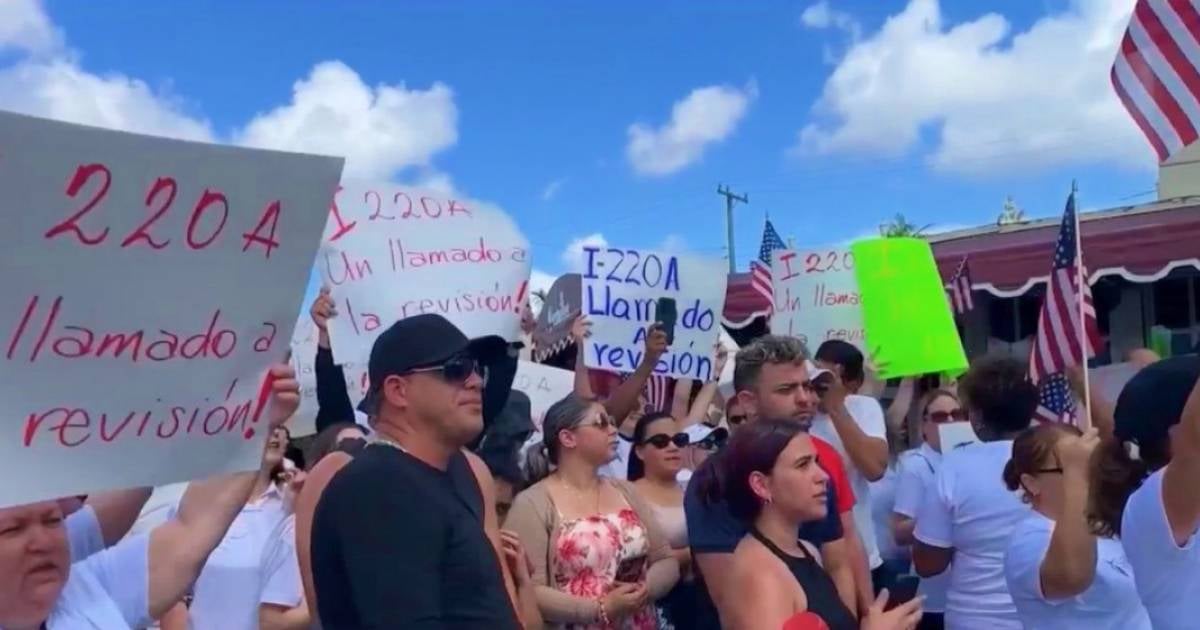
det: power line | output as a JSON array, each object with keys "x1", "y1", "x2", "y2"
[{"x1": 717, "y1": 184, "x2": 748, "y2": 273}]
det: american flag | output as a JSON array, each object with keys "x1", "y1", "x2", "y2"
[
  {"x1": 750, "y1": 219, "x2": 787, "y2": 306},
  {"x1": 1029, "y1": 191, "x2": 1100, "y2": 424},
  {"x1": 1111, "y1": 0, "x2": 1200, "y2": 162},
  {"x1": 643, "y1": 374, "x2": 671, "y2": 414},
  {"x1": 945, "y1": 256, "x2": 975, "y2": 314}
]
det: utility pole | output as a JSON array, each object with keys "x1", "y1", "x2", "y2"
[{"x1": 717, "y1": 184, "x2": 748, "y2": 273}]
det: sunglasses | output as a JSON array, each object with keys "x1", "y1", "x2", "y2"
[
  {"x1": 926, "y1": 409, "x2": 966, "y2": 423},
  {"x1": 406, "y1": 354, "x2": 487, "y2": 384},
  {"x1": 576, "y1": 414, "x2": 617, "y2": 431},
  {"x1": 695, "y1": 434, "x2": 727, "y2": 451},
  {"x1": 642, "y1": 433, "x2": 690, "y2": 449}
]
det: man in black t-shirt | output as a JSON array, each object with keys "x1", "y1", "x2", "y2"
[{"x1": 311, "y1": 314, "x2": 524, "y2": 629}]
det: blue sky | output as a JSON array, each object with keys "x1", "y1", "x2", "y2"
[{"x1": 5, "y1": 0, "x2": 1153, "y2": 294}]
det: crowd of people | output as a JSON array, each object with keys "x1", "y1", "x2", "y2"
[{"x1": 5, "y1": 285, "x2": 1200, "y2": 630}]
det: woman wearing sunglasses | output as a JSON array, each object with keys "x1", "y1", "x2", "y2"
[
  {"x1": 889, "y1": 389, "x2": 961, "y2": 630},
  {"x1": 1002, "y1": 424, "x2": 1150, "y2": 629},
  {"x1": 628, "y1": 412, "x2": 696, "y2": 628},
  {"x1": 507, "y1": 394, "x2": 680, "y2": 629}
]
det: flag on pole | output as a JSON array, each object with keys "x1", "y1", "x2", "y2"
[
  {"x1": 750, "y1": 219, "x2": 787, "y2": 308},
  {"x1": 945, "y1": 256, "x2": 975, "y2": 315},
  {"x1": 1029, "y1": 191, "x2": 1100, "y2": 424},
  {"x1": 1111, "y1": 0, "x2": 1200, "y2": 162}
]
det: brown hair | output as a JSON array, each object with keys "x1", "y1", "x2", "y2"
[
  {"x1": 1090, "y1": 436, "x2": 1168, "y2": 537},
  {"x1": 721, "y1": 419, "x2": 808, "y2": 522},
  {"x1": 1002, "y1": 423, "x2": 1081, "y2": 502},
  {"x1": 917, "y1": 389, "x2": 959, "y2": 419}
]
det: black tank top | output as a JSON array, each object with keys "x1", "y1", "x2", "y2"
[{"x1": 750, "y1": 528, "x2": 858, "y2": 630}]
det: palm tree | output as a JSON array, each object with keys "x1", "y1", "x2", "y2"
[
  {"x1": 530, "y1": 289, "x2": 549, "y2": 311},
  {"x1": 879, "y1": 213, "x2": 933, "y2": 238}
]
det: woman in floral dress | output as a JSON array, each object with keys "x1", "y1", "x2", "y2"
[{"x1": 507, "y1": 394, "x2": 680, "y2": 629}]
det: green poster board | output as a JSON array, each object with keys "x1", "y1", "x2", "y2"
[{"x1": 851, "y1": 237, "x2": 968, "y2": 379}]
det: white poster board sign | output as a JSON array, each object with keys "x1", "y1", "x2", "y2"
[
  {"x1": 0, "y1": 111, "x2": 343, "y2": 507},
  {"x1": 319, "y1": 181, "x2": 531, "y2": 365},
  {"x1": 289, "y1": 316, "x2": 320, "y2": 437},
  {"x1": 939, "y1": 422, "x2": 980, "y2": 451},
  {"x1": 770, "y1": 247, "x2": 865, "y2": 349},
  {"x1": 581, "y1": 246, "x2": 727, "y2": 381},
  {"x1": 513, "y1": 361, "x2": 574, "y2": 431}
]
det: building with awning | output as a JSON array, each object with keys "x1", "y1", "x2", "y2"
[{"x1": 928, "y1": 197, "x2": 1200, "y2": 363}]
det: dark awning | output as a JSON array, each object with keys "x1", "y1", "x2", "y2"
[{"x1": 931, "y1": 201, "x2": 1200, "y2": 297}]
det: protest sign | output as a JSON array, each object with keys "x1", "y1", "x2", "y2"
[
  {"x1": 852, "y1": 238, "x2": 968, "y2": 380},
  {"x1": 581, "y1": 246, "x2": 727, "y2": 381},
  {"x1": 319, "y1": 181, "x2": 531, "y2": 365},
  {"x1": 0, "y1": 111, "x2": 343, "y2": 507},
  {"x1": 289, "y1": 314, "x2": 371, "y2": 437},
  {"x1": 533, "y1": 273, "x2": 581, "y2": 362},
  {"x1": 770, "y1": 246, "x2": 864, "y2": 349},
  {"x1": 513, "y1": 361, "x2": 574, "y2": 431},
  {"x1": 939, "y1": 422, "x2": 980, "y2": 450}
]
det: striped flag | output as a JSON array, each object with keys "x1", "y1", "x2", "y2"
[
  {"x1": 1029, "y1": 191, "x2": 1101, "y2": 424},
  {"x1": 1111, "y1": 0, "x2": 1200, "y2": 162},
  {"x1": 945, "y1": 256, "x2": 975, "y2": 314},
  {"x1": 643, "y1": 374, "x2": 671, "y2": 414},
  {"x1": 750, "y1": 219, "x2": 787, "y2": 307}
]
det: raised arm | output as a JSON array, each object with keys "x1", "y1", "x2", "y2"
[
  {"x1": 1162, "y1": 369, "x2": 1200, "y2": 545},
  {"x1": 147, "y1": 365, "x2": 299, "y2": 618},
  {"x1": 311, "y1": 288, "x2": 355, "y2": 431},
  {"x1": 819, "y1": 373, "x2": 888, "y2": 481},
  {"x1": 1038, "y1": 429, "x2": 1100, "y2": 598},
  {"x1": 604, "y1": 325, "x2": 668, "y2": 422},
  {"x1": 681, "y1": 346, "x2": 729, "y2": 430}
]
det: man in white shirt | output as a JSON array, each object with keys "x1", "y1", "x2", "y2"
[{"x1": 812, "y1": 341, "x2": 890, "y2": 586}]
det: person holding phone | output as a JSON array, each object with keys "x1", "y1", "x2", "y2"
[{"x1": 507, "y1": 394, "x2": 680, "y2": 629}]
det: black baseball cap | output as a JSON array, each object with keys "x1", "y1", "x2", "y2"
[
  {"x1": 1114, "y1": 355, "x2": 1200, "y2": 448},
  {"x1": 356, "y1": 314, "x2": 507, "y2": 414}
]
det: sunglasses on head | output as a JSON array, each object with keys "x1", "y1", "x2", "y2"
[
  {"x1": 405, "y1": 354, "x2": 487, "y2": 384},
  {"x1": 642, "y1": 433, "x2": 690, "y2": 449},
  {"x1": 926, "y1": 409, "x2": 966, "y2": 423}
]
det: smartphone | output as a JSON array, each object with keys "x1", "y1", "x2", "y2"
[
  {"x1": 884, "y1": 576, "x2": 920, "y2": 611},
  {"x1": 614, "y1": 555, "x2": 647, "y2": 583},
  {"x1": 656, "y1": 297, "x2": 678, "y2": 346}
]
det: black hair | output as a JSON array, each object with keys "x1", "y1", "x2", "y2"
[
  {"x1": 626, "y1": 411, "x2": 675, "y2": 481},
  {"x1": 958, "y1": 357, "x2": 1039, "y2": 436},
  {"x1": 523, "y1": 394, "x2": 596, "y2": 484},
  {"x1": 815, "y1": 340, "x2": 865, "y2": 384}
]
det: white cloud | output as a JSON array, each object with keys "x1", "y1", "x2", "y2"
[
  {"x1": 235, "y1": 61, "x2": 457, "y2": 181},
  {"x1": 627, "y1": 81, "x2": 757, "y2": 177},
  {"x1": 801, "y1": 1, "x2": 861, "y2": 39},
  {"x1": 561, "y1": 233, "x2": 608, "y2": 271},
  {"x1": 796, "y1": 0, "x2": 1150, "y2": 176},
  {"x1": 0, "y1": 0, "x2": 62, "y2": 55},
  {"x1": 657, "y1": 234, "x2": 689, "y2": 253},
  {"x1": 541, "y1": 178, "x2": 566, "y2": 201}
]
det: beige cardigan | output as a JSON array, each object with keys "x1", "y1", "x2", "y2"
[{"x1": 504, "y1": 478, "x2": 681, "y2": 626}]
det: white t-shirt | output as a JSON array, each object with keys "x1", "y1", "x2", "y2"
[
  {"x1": 178, "y1": 486, "x2": 289, "y2": 630},
  {"x1": 868, "y1": 465, "x2": 902, "y2": 562},
  {"x1": 1005, "y1": 512, "x2": 1150, "y2": 629},
  {"x1": 259, "y1": 514, "x2": 304, "y2": 609},
  {"x1": 1121, "y1": 468, "x2": 1200, "y2": 630},
  {"x1": 810, "y1": 394, "x2": 888, "y2": 569},
  {"x1": 893, "y1": 444, "x2": 948, "y2": 613},
  {"x1": 127, "y1": 482, "x2": 188, "y2": 537},
  {"x1": 66, "y1": 505, "x2": 105, "y2": 562},
  {"x1": 914, "y1": 439, "x2": 1027, "y2": 629},
  {"x1": 42, "y1": 534, "x2": 150, "y2": 630}
]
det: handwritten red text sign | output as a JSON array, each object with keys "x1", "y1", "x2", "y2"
[
  {"x1": 319, "y1": 181, "x2": 531, "y2": 365},
  {"x1": 0, "y1": 111, "x2": 343, "y2": 508},
  {"x1": 770, "y1": 247, "x2": 865, "y2": 349}
]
